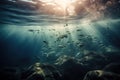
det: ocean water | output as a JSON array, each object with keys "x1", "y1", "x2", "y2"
[{"x1": 0, "y1": 0, "x2": 120, "y2": 80}]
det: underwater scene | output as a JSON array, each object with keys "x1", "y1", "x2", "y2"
[{"x1": 0, "y1": 0, "x2": 120, "y2": 80}]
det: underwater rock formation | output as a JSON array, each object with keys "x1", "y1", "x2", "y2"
[
  {"x1": 83, "y1": 63, "x2": 120, "y2": 80},
  {"x1": 103, "y1": 63, "x2": 120, "y2": 75},
  {"x1": 21, "y1": 62, "x2": 62, "y2": 80},
  {"x1": 0, "y1": 51, "x2": 120, "y2": 80},
  {"x1": 0, "y1": 67, "x2": 21, "y2": 80},
  {"x1": 78, "y1": 51, "x2": 107, "y2": 70},
  {"x1": 55, "y1": 55, "x2": 87, "y2": 80},
  {"x1": 83, "y1": 70, "x2": 120, "y2": 80}
]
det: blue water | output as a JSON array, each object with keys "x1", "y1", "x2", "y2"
[{"x1": 0, "y1": 0, "x2": 120, "y2": 67}]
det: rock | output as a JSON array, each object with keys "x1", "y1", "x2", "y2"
[
  {"x1": 22, "y1": 62, "x2": 62, "y2": 80},
  {"x1": 55, "y1": 55, "x2": 87, "y2": 80},
  {"x1": 0, "y1": 67, "x2": 21, "y2": 80},
  {"x1": 83, "y1": 70, "x2": 120, "y2": 80},
  {"x1": 83, "y1": 63, "x2": 120, "y2": 80},
  {"x1": 103, "y1": 63, "x2": 120, "y2": 74},
  {"x1": 79, "y1": 51, "x2": 107, "y2": 70}
]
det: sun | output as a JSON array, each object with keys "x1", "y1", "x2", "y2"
[
  {"x1": 41, "y1": 0, "x2": 75, "y2": 9},
  {"x1": 33, "y1": 0, "x2": 77, "y2": 16},
  {"x1": 53, "y1": 0, "x2": 76, "y2": 16},
  {"x1": 54, "y1": 0, "x2": 74, "y2": 9}
]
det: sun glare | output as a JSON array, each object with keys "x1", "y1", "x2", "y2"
[
  {"x1": 42, "y1": 0, "x2": 75, "y2": 8},
  {"x1": 54, "y1": 0, "x2": 74, "y2": 9},
  {"x1": 38, "y1": 0, "x2": 76, "y2": 16}
]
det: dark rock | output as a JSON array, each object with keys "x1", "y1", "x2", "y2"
[
  {"x1": 83, "y1": 70, "x2": 120, "y2": 80},
  {"x1": 56, "y1": 55, "x2": 87, "y2": 80},
  {"x1": 103, "y1": 63, "x2": 120, "y2": 74},
  {"x1": 0, "y1": 67, "x2": 21, "y2": 80},
  {"x1": 83, "y1": 63, "x2": 120, "y2": 80},
  {"x1": 21, "y1": 62, "x2": 62, "y2": 80},
  {"x1": 79, "y1": 51, "x2": 107, "y2": 70}
]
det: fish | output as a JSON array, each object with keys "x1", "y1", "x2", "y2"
[{"x1": 28, "y1": 29, "x2": 40, "y2": 33}]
